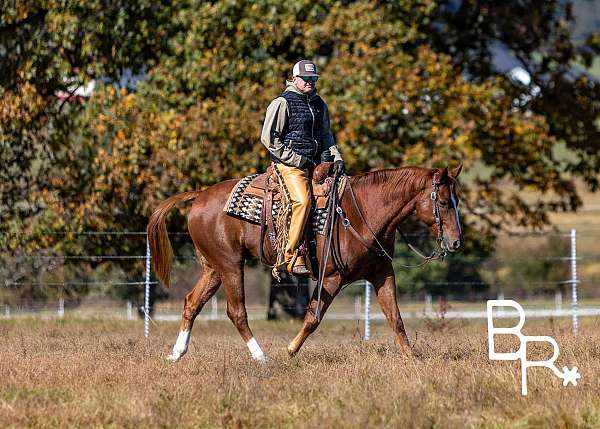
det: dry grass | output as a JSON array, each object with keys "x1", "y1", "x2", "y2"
[{"x1": 1, "y1": 317, "x2": 600, "y2": 428}]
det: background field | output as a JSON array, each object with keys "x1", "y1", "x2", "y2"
[{"x1": 1, "y1": 317, "x2": 599, "y2": 428}]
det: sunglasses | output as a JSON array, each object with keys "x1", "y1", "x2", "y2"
[{"x1": 300, "y1": 76, "x2": 319, "y2": 83}]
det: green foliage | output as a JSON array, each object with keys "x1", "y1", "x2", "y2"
[
  {"x1": 436, "y1": 0, "x2": 600, "y2": 191},
  {"x1": 0, "y1": 0, "x2": 178, "y2": 300}
]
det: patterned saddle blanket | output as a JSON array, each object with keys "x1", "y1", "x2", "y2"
[{"x1": 223, "y1": 162, "x2": 346, "y2": 235}]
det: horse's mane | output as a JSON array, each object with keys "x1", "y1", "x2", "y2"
[{"x1": 350, "y1": 167, "x2": 432, "y2": 198}]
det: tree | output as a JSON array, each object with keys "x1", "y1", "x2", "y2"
[
  {"x1": 2, "y1": 0, "x2": 598, "y2": 300},
  {"x1": 44, "y1": 0, "x2": 585, "y2": 234},
  {"x1": 0, "y1": 0, "x2": 178, "y2": 302},
  {"x1": 1, "y1": 0, "x2": 176, "y2": 251},
  {"x1": 434, "y1": 0, "x2": 600, "y2": 193}
]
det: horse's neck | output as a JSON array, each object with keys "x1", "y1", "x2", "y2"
[{"x1": 349, "y1": 168, "x2": 428, "y2": 235}]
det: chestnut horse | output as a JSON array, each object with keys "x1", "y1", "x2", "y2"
[{"x1": 147, "y1": 164, "x2": 463, "y2": 362}]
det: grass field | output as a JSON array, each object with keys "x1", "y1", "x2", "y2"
[{"x1": 1, "y1": 317, "x2": 599, "y2": 428}]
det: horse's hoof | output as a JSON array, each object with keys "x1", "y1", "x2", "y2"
[
  {"x1": 250, "y1": 350, "x2": 266, "y2": 363},
  {"x1": 167, "y1": 351, "x2": 185, "y2": 362},
  {"x1": 252, "y1": 354, "x2": 267, "y2": 364}
]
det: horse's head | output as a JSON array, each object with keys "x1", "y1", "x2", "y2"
[{"x1": 415, "y1": 165, "x2": 463, "y2": 253}]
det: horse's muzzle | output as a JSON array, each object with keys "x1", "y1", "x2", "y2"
[{"x1": 441, "y1": 238, "x2": 461, "y2": 253}]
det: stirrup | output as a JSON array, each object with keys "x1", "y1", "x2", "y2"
[
  {"x1": 287, "y1": 256, "x2": 310, "y2": 277},
  {"x1": 290, "y1": 264, "x2": 311, "y2": 277}
]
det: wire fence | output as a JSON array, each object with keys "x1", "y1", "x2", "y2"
[
  {"x1": 2, "y1": 228, "x2": 599, "y2": 337},
  {"x1": 4, "y1": 229, "x2": 600, "y2": 288}
]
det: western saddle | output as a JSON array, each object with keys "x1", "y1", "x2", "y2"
[
  {"x1": 237, "y1": 161, "x2": 342, "y2": 277},
  {"x1": 243, "y1": 161, "x2": 338, "y2": 199}
]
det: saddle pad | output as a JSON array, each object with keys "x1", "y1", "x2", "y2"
[{"x1": 223, "y1": 174, "x2": 330, "y2": 235}]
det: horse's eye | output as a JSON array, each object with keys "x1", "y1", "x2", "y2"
[{"x1": 439, "y1": 200, "x2": 449, "y2": 208}]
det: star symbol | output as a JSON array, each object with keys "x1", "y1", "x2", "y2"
[{"x1": 561, "y1": 366, "x2": 581, "y2": 386}]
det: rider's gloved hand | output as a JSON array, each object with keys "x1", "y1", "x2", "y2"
[
  {"x1": 300, "y1": 156, "x2": 316, "y2": 170},
  {"x1": 333, "y1": 160, "x2": 345, "y2": 175},
  {"x1": 320, "y1": 148, "x2": 334, "y2": 162}
]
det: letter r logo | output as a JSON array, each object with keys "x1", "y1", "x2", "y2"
[{"x1": 487, "y1": 299, "x2": 580, "y2": 395}]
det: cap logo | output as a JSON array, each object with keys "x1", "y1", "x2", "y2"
[{"x1": 304, "y1": 64, "x2": 315, "y2": 72}]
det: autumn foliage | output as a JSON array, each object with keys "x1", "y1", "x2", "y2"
[{"x1": 1, "y1": 1, "x2": 599, "y2": 293}]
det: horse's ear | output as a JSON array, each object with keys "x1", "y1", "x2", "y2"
[
  {"x1": 450, "y1": 164, "x2": 463, "y2": 178},
  {"x1": 438, "y1": 167, "x2": 449, "y2": 181}
]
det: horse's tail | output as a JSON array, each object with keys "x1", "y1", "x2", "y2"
[{"x1": 147, "y1": 191, "x2": 202, "y2": 288}]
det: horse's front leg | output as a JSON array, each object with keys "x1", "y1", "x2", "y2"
[
  {"x1": 287, "y1": 274, "x2": 342, "y2": 355},
  {"x1": 367, "y1": 265, "x2": 411, "y2": 353}
]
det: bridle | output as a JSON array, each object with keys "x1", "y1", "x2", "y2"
[
  {"x1": 430, "y1": 171, "x2": 445, "y2": 243},
  {"x1": 430, "y1": 171, "x2": 463, "y2": 251}
]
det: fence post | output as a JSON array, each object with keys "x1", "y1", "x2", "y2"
[
  {"x1": 5, "y1": 304, "x2": 10, "y2": 318},
  {"x1": 425, "y1": 293, "x2": 433, "y2": 315},
  {"x1": 144, "y1": 233, "x2": 151, "y2": 338},
  {"x1": 354, "y1": 295, "x2": 361, "y2": 319},
  {"x1": 211, "y1": 296, "x2": 218, "y2": 320},
  {"x1": 58, "y1": 298, "x2": 64, "y2": 318},
  {"x1": 364, "y1": 280, "x2": 372, "y2": 340},
  {"x1": 571, "y1": 229, "x2": 578, "y2": 335},
  {"x1": 127, "y1": 301, "x2": 133, "y2": 321},
  {"x1": 555, "y1": 291, "x2": 562, "y2": 312}
]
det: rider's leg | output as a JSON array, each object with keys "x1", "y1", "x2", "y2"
[
  {"x1": 367, "y1": 265, "x2": 411, "y2": 353},
  {"x1": 168, "y1": 259, "x2": 221, "y2": 362},
  {"x1": 287, "y1": 274, "x2": 342, "y2": 355},
  {"x1": 274, "y1": 163, "x2": 311, "y2": 272},
  {"x1": 221, "y1": 264, "x2": 266, "y2": 362}
]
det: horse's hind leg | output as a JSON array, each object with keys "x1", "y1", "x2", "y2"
[
  {"x1": 287, "y1": 275, "x2": 342, "y2": 355},
  {"x1": 167, "y1": 258, "x2": 221, "y2": 362},
  {"x1": 221, "y1": 264, "x2": 266, "y2": 362}
]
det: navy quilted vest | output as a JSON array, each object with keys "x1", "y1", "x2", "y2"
[{"x1": 271, "y1": 91, "x2": 325, "y2": 164}]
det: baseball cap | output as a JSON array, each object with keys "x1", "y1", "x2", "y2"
[{"x1": 292, "y1": 60, "x2": 319, "y2": 77}]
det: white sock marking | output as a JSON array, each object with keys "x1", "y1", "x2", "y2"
[
  {"x1": 167, "y1": 330, "x2": 190, "y2": 362},
  {"x1": 247, "y1": 337, "x2": 266, "y2": 362}
]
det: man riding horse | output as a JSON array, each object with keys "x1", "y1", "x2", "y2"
[
  {"x1": 148, "y1": 60, "x2": 464, "y2": 363},
  {"x1": 260, "y1": 60, "x2": 345, "y2": 277}
]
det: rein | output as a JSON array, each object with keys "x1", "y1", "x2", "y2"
[
  {"x1": 396, "y1": 228, "x2": 446, "y2": 268},
  {"x1": 338, "y1": 172, "x2": 448, "y2": 268},
  {"x1": 314, "y1": 171, "x2": 342, "y2": 322}
]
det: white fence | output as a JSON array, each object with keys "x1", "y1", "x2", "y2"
[{"x1": 2, "y1": 229, "x2": 597, "y2": 338}]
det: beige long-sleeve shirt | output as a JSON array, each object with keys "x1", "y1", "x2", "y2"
[{"x1": 260, "y1": 81, "x2": 343, "y2": 168}]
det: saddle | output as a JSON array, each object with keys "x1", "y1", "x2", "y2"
[
  {"x1": 223, "y1": 162, "x2": 346, "y2": 276},
  {"x1": 244, "y1": 162, "x2": 337, "y2": 200}
]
